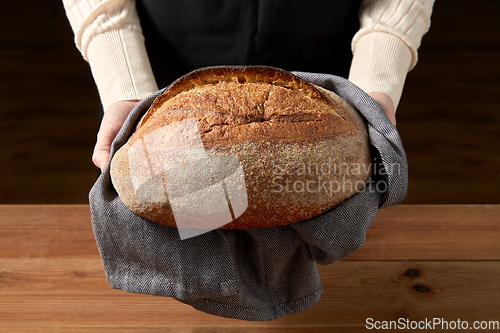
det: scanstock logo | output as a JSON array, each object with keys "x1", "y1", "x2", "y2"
[{"x1": 127, "y1": 118, "x2": 248, "y2": 240}]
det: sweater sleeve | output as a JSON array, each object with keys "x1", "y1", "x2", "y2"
[
  {"x1": 62, "y1": 0, "x2": 158, "y2": 110},
  {"x1": 348, "y1": 0, "x2": 435, "y2": 110}
]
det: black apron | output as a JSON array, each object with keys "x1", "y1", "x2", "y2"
[{"x1": 136, "y1": 0, "x2": 361, "y2": 88}]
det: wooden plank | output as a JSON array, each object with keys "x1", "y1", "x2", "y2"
[
  {"x1": 1, "y1": 205, "x2": 499, "y2": 260},
  {"x1": 0, "y1": 205, "x2": 98, "y2": 258},
  {"x1": 1, "y1": 258, "x2": 500, "y2": 330},
  {"x1": 350, "y1": 204, "x2": 500, "y2": 260},
  {"x1": 0, "y1": 205, "x2": 91, "y2": 229}
]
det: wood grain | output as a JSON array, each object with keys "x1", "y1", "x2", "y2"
[
  {"x1": 1, "y1": 259, "x2": 499, "y2": 330},
  {"x1": 0, "y1": 205, "x2": 97, "y2": 258},
  {"x1": 2, "y1": 205, "x2": 499, "y2": 260},
  {"x1": 349, "y1": 205, "x2": 500, "y2": 260},
  {"x1": 1, "y1": 204, "x2": 500, "y2": 332}
]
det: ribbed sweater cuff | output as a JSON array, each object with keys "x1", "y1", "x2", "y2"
[
  {"x1": 87, "y1": 28, "x2": 158, "y2": 111},
  {"x1": 348, "y1": 31, "x2": 413, "y2": 110}
]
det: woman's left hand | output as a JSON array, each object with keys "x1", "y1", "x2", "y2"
[{"x1": 367, "y1": 91, "x2": 396, "y2": 126}]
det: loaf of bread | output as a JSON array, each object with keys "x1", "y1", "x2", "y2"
[{"x1": 110, "y1": 66, "x2": 372, "y2": 230}]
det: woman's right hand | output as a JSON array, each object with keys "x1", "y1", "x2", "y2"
[{"x1": 92, "y1": 99, "x2": 140, "y2": 171}]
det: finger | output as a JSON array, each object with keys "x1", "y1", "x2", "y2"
[
  {"x1": 92, "y1": 99, "x2": 140, "y2": 170},
  {"x1": 385, "y1": 110, "x2": 397, "y2": 126},
  {"x1": 92, "y1": 143, "x2": 111, "y2": 171},
  {"x1": 366, "y1": 91, "x2": 396, "y2": 126},
  {"x1": 92, "y1": 127, "x2": 114, "y2": 170}
]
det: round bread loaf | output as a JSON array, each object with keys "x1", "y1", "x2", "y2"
[{"x1": 110, "y1": 66, "x2": 372, "y2": 229}]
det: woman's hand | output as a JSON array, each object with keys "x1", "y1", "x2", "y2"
[
  {"x1": 92, "y1": 100, "x2": 140, "y2": 171},
  {"x1": 367, "y1": 91, "x2": 396, "y2": 126}
]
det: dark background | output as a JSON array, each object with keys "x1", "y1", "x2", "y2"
[{"x1": 0, "y1": 0, "x2": 498, "y2": 205}]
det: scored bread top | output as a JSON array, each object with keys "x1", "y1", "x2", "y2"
[{"x1": 130, "y1": 66, "x2": 354, "y2": 147}]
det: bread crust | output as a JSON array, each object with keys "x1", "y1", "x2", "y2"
[{"x1": 110, "y1": 66, "x2": 372, "y2": 229}]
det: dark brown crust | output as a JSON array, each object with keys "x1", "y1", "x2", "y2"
[
  {"x1": 110, "y1": 66, "x2": 372, "y2": 229},
  {"x1": 137, "y1": 65, "x2": 337, "y2": 129}
]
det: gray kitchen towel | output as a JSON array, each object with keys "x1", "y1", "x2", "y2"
[{"x1": 89, "y1": 71, "x2": 407, "y2": 321}]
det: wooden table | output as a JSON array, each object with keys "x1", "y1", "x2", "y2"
[{"x1": 1, "y1": 205, "x2": 499, "y2": 332}]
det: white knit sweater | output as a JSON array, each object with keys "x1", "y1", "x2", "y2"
[{"x1": 62, "y1": 0, "x2": 434, "y2": 111}]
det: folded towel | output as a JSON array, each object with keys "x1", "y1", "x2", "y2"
[{"x1": 89, "y1": 72, "x2": 408, "y2": 321}]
